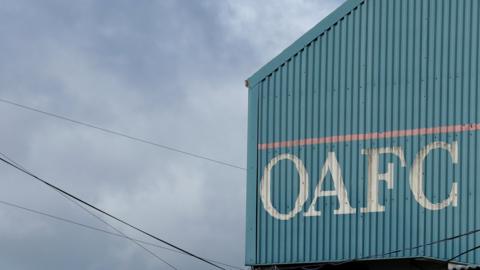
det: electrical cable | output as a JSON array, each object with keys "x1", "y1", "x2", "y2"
[
  {"x1": 0, "y1": 151, "x2": 241, "y2": 269},
  {"x1": 447, "y1": 244, "x2": 480, "y2": 262},
  {"x1": 0, "y1": 153, "x2": 179, "y2": 270},
  {"x1": 351, "y1": 228, "x2": 480, "y2": 264},
  {"x1": 0, "y1": 153, "x2": 227, "y2": 270},
  {"x1": 270, "y1": 227, "x2": 480, "y2": 269},
  {"x1": 60, "y1": 192, "x2": 179, "y2": 270},
  {"x1": 0, "y1": 97, "x2": 246, "y2": 171},
  {"x1": 368, "y1": 229, "x2": 480, "y2": 258},
  {"x1": 0, "y1": 199, "x2": 245, "y2": 270}
]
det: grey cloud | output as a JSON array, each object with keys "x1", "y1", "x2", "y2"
[{"x1": 0, "y1": 0, "x2": 343, "y2": 269}]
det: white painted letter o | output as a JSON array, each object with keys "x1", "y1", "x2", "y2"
[{"x1": 260, "y1": 154, "x2": 308, "y2": 221}]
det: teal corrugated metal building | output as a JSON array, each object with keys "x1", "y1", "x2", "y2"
[{"x1": 246, "y1": 0, "x2": 480, "y2": 267}]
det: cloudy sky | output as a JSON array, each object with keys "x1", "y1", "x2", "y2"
[{"x1": 0, "y1": 0, "x2": 343, "y2": 269}]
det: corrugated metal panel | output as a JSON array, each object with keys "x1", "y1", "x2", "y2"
[{"x1": 246, "y1": 0, "x2": 480, "y2": 266}]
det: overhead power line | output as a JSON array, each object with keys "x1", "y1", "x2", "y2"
[
  {"x1": 0, "y1": 199, "x2": 244, "y2": 270},
  {"x1": 369, "y1": 229, "x2": 480, "y2": 259},
  {"x1": 61, "y1": 191, "x2": 179, "y2": 270},
  {"x1": 322, "y1": 229, "x2": 480, "y2": 264},
  {"x1": 448, "y1": 245, "x2": 480, "y2": 262},
  {"x1": 277, "y1": 228, "x2": 480, "y2": 269},
  {"x1": 350, "y1": 228, "x2": 480, "y2": 264},
  {"x1": 0, "y1": 153, "x2": 227, "y2": 270},
  {"x1": 0, "y1": 153, "x2": 178, "y2": 270},
  {"x1": 0, "y1": 97, "x2": 245, "y2": 171}
]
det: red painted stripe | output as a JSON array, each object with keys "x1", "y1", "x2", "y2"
[{"x1": 258, "y1": 123, "x2": 480, "y2": 150}]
